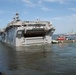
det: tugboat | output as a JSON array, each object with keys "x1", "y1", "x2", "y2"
[{"x1": 56, "y1": 35, "x2": 67, "y2": 40}]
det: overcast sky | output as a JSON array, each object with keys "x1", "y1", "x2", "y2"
[{"x1": 0, "y1": 0, "x2": 76, "y2": 34}]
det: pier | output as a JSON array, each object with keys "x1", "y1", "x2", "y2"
[{"x1": 52, "y1": 39, "x2": 76, "y2": 44}]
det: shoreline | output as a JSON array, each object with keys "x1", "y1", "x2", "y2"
[{"x1": 52, "y1": 39, "x2": 76, "y2": 44}]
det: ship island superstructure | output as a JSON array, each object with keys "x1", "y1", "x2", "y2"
[{"x1": 0, "y1": 13, "x2": 55, "y2": 47}]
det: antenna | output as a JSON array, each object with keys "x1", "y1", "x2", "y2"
[
  {"x1": 13, "y1": 17, "x2": 15, "y2": 21},
  {"x1": 15, "y1": 12, "x2": 20, "y2": 21}
]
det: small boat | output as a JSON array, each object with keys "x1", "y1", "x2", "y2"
[{"x1": 52, "y1": 40, "x2": 58, "y2": 44}]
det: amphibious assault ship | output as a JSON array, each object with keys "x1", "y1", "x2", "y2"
[{"x1": 0, "y1": 13, "x2": 55, "y2": 47}]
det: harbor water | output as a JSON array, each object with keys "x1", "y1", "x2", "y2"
[{"x1": 0, "y1": 42, "x2": 76, "y2": 75}]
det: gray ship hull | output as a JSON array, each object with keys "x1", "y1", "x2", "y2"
[{"x1": 0, "y1": 13, "x2": 55, "y2": 47}]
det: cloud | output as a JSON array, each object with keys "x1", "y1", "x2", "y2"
[
  {"x1": 41, "y1": 7, "x2": 53, "y2": 11},
  {"x1": 21, "y1": 0, "x2": 44, "y2": 7},
  {"x1": 68, "y1": 8, "x2": 76, "y2": 11},
  {"x1": 72, "y1": 14, "x2": 76, "y2": 17},
  {"x1": 21, "y1": 0, "x2": 35, "y2": 7},
  {"x1": 38, "y1": 0, "x2": 42, "y2": 4},
  {"x1": 42, "y1": 0, "x2": 66, "y2": 4},
  {"x1": 40, "y1": 0, "x2": 76, "y2": 4}
]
